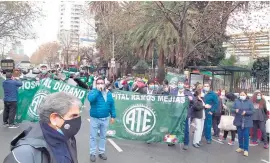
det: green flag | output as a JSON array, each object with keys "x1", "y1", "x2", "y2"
[
  {"x1": 17, "y1": 78, "x2": 88, "y2": 122},
  {"x1": 107, "y1": 90, "x2": 189, "y2": 143}
]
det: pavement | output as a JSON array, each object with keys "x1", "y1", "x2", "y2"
[{"x1": 0, "y1": 100, "x2": 269, "y2": 163}]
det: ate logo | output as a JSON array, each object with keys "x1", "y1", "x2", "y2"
[
  {"x1": 28, "y1": 90, "x2": 49, "y2": 119},
  {"x1": 123, "y1": 104, "x2": 156, "y2": 136}
]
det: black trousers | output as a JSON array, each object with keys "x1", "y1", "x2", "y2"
[
  {"x1": 253, "y1": 120, "x2": 268, "y2": 144},
  {"x1": 212, "y1": 115, "x2": 221, "y2": 136},
  {"x1": 223, "y1": 130, "x2": 236, "y2": 141},
  {"x1": 3, "y1": 101, "x2": 17, "y2": 125}
]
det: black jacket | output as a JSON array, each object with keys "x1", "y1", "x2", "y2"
[
  {"x1": 3, "y1": 123, "x2": 78, "y2": 163},
  {"x1": 192, "y1": 97, "x2": 204, "y2": 119}
]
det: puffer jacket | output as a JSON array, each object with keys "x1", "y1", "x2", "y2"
[
  {"x1": 232, "y1": 98, "x2": 254, "y2": 128},
  {"x1": 88, "y1": 88, "x2": 116, "y2": 118}
]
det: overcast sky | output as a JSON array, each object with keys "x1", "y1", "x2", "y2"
[{"x1": 22, "y1": 1, "x2": 60, "y2": 57}]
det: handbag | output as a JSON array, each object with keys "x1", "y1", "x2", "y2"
[{"x1": 218, "y1": 109, "x2": 237, "y2": 131}]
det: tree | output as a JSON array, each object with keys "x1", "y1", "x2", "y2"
[
  {"x1": 0, "y1": 1, "x2": 42, "y2": 40},
  {"x1": 252, "y1": 57, "x2": 269, "y2": 85},
  {"x1": 78, "y1": 46, "x2": 95, "y2": 65},
  {"x1": 30, "y1": 42, "x2": 60, "y2": 66},
  {"x1": 59, "y1": 30, "x2": 78, "y2": 66}
]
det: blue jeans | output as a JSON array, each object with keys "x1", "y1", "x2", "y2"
[
  {"x1": 90, "y1": 117, "x2": 109, "y2": 155},
  {"x1": 184, "y1": 118, "x2": 190, "y2": 145},
  {"x1": 237, "y1": 126, "x2": 250, "y2": 151},
  {"x1": 204, "y1": 112, "x2": 212, "y2": 141}
]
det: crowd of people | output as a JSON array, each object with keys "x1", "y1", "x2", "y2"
[{"x1": 1, "y1": 66, "x2": 269, "y2": 162}]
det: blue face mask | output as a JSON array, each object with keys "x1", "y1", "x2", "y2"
[
  {"x1": 149, "y1": 85, "x2": 155, "y2": 89},
  {"x1": 178, "y1": 84, "x2": 184, "y2": 89}
]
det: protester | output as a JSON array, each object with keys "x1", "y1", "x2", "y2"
[
  {"x1": 88, "y1": 77, "x2": 116, "y2": 162},
  {"x1": 169, "y1": 78, "x2": 193, "y2": 150},
  {"x1": 36, "y1": 65, "x2": 50, "y2": 80},
  {"x1": 2, "y1": 73, "x2": 22, "y2": 128},
  {"x1": 250, "y1": 91, "x2": 268, "y2": 149},
  {"x1": 233, "y1": 91, "x2": 254, "y2": 157},
  {"x1": 203, "y1": 83, "x2": 219, "y2": 144},
  {"x1": 67, "y1": 73, "x2": 78, "y2": 86},
  {"x1": 192, "y1": 90, "x2": 205, "y2": 148},
  {"x1": 159, "y1": 79, "x2": 170, "y2": 95},
  {"x1": 3, "y1": 92, "x2": 82, "y2": 163},
  {"x1": 218, "y1": 93, "x2": 237, "y2": 145},
  {"x1": 212, "y1": 91, "x2": 223, "y2": 137}
]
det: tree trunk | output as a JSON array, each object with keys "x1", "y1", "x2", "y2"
[{"x1": 157, "y1": 49, "x2": 165, "y2": 83}]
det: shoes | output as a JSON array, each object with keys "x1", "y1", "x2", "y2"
[
  {"x1": 8, "y1": 124, "x2": 19, "y2": 128},
  {"x1": 197, "y1": 142, "x2": 202, "y2": 147},
  {"x1": 250, "y1": 141, "x2": 258, "y2": 146},
  {"x1": 168, "y1": 143, "x2": 175, "y2": 146},
  {"x1": 193, "y1": 144, "x2": 199, "y2": 148},
  {"x1": 218, "y1": 137, "x2": 224, "y2": 142},
  {"x1": 236, "y1": 148, "x2": 244, "y2": 153},
  {"x1": 99, "y1": 153, "x2": 107, "y2": 160},
  {"x1": 243, "y1": 151, "x2": 248, "y2": 157},
  {"x1": 183, "y1": 145, "x2": 188, "y2": 150},
  {"x1": 3, "y1": 122, "x2": 8, "y2": 127},
  {"x1": 264, "y1": 143, "x2": 269, "y2": 149},
  {"x1": 228, "y1": 140, "x2": 235, "y2": 145},
  {"x1": 207, "y1": 140, "x2": 212, "y2": 144},
  {"x1": 90, "y1": 155, "x2": 96, "y2": 162}
]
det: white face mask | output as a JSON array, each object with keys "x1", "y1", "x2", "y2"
[
  {"x1": 204, "y1": 87, "x2": 210, "y2": 92},
  {"x1": 240, "y1": 95, "x2": 246, "y2": 101},
  {"x1": 96, "y1": 84, "x2": 105, "y2": 91},
  {"x1": 221, "y1": 92, "x2": 225, "y2": 96}
]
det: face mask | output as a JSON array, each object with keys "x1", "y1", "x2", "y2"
[
  {"x1": 41, "y1": 70, "x2": 47, "y2": 74},
  {"x1": 97, "y1": 84, "x2": 105, "y2": 91},
  {"x1": 204, "y1": 87, "x2": 210, "y2": 92},
  {"x1": 149, "y1": 85, "x2": 155, "y2": 89},
  {"x1": 257, "y1": 96, "x2": 262, "y2": 100},
  {"x1": 171, "y1": 84, "x2": 177, "y2": 89},
  {"x1": 178, "y1": 84, "x2": 184, "y2": 89},
  {"x1": 58, "y1": 116, "x2": 82, "y2": 139},
  {"x1": 240, "y1": 96, "x2": 246, "y2": 101}
]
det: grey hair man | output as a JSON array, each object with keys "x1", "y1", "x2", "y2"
[{"x1": 3, "y1": 92, "x2": 82, "y2": 163}]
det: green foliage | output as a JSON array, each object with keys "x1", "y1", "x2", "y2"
[
  {"x1": 219, "y1": 55, "x2": 237, "y2": 66},
  {"x1": 252, "y1": 57, "x2": 269, "y2": 84}
]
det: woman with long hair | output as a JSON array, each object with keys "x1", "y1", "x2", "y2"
[{"x1": 250, "y1": 91, "x2": 268, "y2": 149}]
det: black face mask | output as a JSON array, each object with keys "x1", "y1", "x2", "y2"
[{"x1": 59, "y1": 116, "x2": 82, "y2": 139}]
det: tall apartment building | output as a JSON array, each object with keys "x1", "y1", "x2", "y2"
[{"x1": 57, "y1": 1, "x2": 97, "y2": 65}]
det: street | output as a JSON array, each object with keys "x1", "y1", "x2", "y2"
[{"x1": 0, "y1": 100, "x2": 269, "y2": 163}]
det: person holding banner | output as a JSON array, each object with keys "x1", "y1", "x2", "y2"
[
  {"x1": 3, "y1": 92, "x2": 82, "y2": 163},
  {"x1": 36, "y1": 65, "x2": 50, "y2": 80},
  {"x1": 169, "y1": 78, "x2": 193, "y2": 150},
  {"x1": 88, "y1": 77, "x2": 116, "y2": 162}
]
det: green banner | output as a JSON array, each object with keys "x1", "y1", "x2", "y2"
[
  {"x1": 107, "y1": 90, "x2": 189, "y2": 143},
  {"x1": 17, "y1": 78, "x2": 88, "y2": 122}
]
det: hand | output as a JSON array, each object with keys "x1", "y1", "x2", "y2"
[
  {"x1": 242, "y1": 111, "x2": 246, "y2": 115},
  {"x1": 208, "y1": 112, "x2": 213, "y2": 115},
  {"x1": 236, "y1": 109, "x2": 239, "y2": 113},
  {"x1": 223, "y1": 104, "x2": 227, "y2": 109},
  {"x1": 188, "y1": 96, "x2": 193, "y2": 101},
  {"x1": 205, "y1": 104, "x2": 211, "y2": 109},
  {"x1": 110, "y1": 118, "x2": 115, "y2": 124}
]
